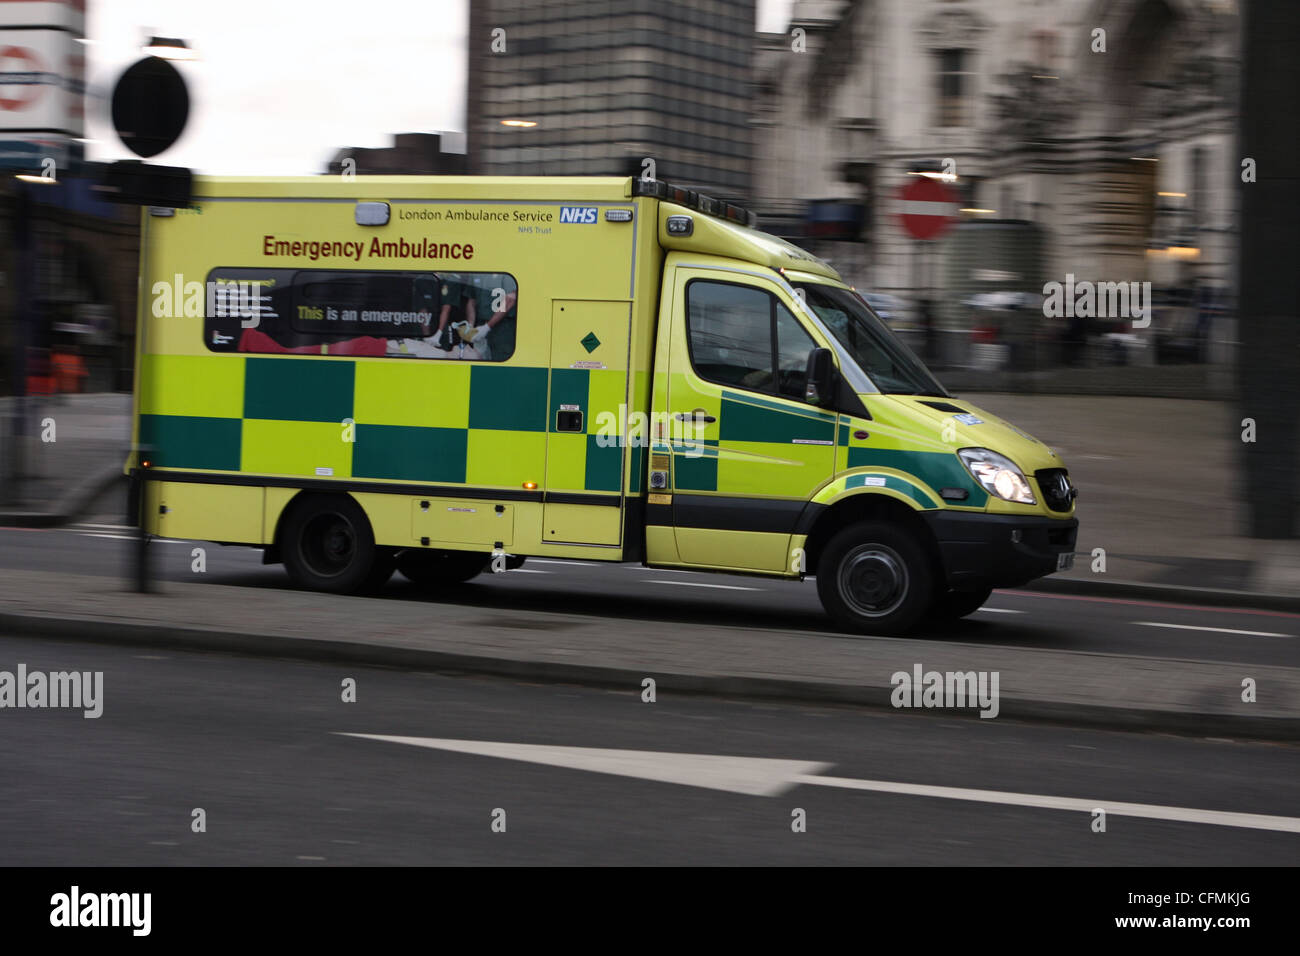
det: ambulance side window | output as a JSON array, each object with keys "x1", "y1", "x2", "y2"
[
  {"x1": 686, "y1": 281, "x2": 774, "y2": 392},
  {"x1": 774, "y1": 303, "x2": 817, "y2": 400},
  {"x1": 685, "y1": 279, "x2": 817, "y2": 402}
]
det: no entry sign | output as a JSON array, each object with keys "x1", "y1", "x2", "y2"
[{"x1": 897, "y1": 177, "x2": 959, "y2": 240}]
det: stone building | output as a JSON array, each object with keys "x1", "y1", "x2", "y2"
[{"x1": 754, "y1": 0, "x2": 1240, "y2": 381}]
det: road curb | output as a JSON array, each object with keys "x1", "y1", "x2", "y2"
[
  {"x1": 3, "y1": 609, "x2": 1297, "y2": 743},
  {"x1": 1021, "y1": 575, "x2": 1300, "y2": 613}
]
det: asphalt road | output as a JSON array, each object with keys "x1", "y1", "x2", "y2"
[
  {"x1": 0, "y1": 524, "x2": 1297, "y2": 667},
  {"x1": 0, "y1": 632, "x2": 1295, "y2": 865}
]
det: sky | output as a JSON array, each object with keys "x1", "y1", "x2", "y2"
[{"x1": 83, "y1": 0, "x2": 795, "y2": 174}]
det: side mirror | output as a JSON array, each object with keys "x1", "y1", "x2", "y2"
[{"x1": 804, "y1": 347, "x2": 835, "y2": 407}]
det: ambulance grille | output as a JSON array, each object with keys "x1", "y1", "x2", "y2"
[{"x1": 1035, "y1": 468, "x2": 1076, "y2": 513}]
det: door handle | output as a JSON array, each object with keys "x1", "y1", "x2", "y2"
[{"x1": 674, "y1": 410, "x2": 716, "y2": 424}]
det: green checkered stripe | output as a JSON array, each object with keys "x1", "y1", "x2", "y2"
[
  {"x1": 138, "y1": 356, "x2": 625, "y2": 493},
  {"x1": 843, "y1": 471, "x2": 939, "y2": 509},
  {"x1": 844, "y1": 447, "x2": 988, "y2": 507},
  {"x1": 671, "y1": 389, "x2": 836, "y2": 493}
]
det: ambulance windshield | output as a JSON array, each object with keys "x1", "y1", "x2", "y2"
[{"x1": 794, "y1": 283, "x2": 949, "y2": 397}]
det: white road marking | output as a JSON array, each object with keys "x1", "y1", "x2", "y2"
[
  {"x1": 342, "y1": 735, "x2": 1300, "y2": 834},
  {"x1": 975, "y1": 608, "x2": 1024, "y2": 614},
  {"x1": 506, "y1": 568, "x2": 550, "y2": 574},
  {"x1": 1134, "y1": 621, "x2": 1290, "y2": 638},
  {"x1": 340, "y1": 735, "x2": 827, "y2": 796},
  {"x1": 646, "y1": 580, "x2": 760, "y2": 591},
  {"x1": 69, "y1": 530, "x2": 187, "y2": 544},
  {"x1": 794, "y1": 774, "x2": 1300, "y2": 833}
]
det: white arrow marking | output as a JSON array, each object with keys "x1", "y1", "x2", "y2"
[
  {"x1": 337, "y1": 734, "x2": 828, "y2": 796},
  {"x1": 339, "y1": 735, "x2": 1300, "y2": 833},
  {"x1": 793, "y1": 776, "x2": 1300, "y2": 833}
]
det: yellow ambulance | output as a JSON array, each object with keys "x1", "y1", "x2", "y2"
[{"x1": 129, "y1": 176, "x2": 1077, "y2": 634}]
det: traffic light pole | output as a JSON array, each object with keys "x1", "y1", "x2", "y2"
[{"x1": 1237, "y1": 0, "x2": 1300, "y2": 538}]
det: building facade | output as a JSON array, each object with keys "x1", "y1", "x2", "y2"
[
  {"x1": 467, "y1": 0, "x2": 756, "y2": 202},
  {"x1": 326, "y1": 133, "x2": 468, "y2": 177},
  {"x1": 754, "y1": 0, "x2": 1240, "y2": 382}
]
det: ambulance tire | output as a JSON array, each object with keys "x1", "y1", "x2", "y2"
[
  {"x1": 282, "y1": 494, "x2": 378, "y2": 595},
  {"x1": 929, "y1": 587, "x2": 993, "y2": 621},
  {"x1": 396, "y1": 549, "x2": 489, "y2": 588},
  {"x1": 816, "y1": 521, "x2": 935, "y2": 635}
]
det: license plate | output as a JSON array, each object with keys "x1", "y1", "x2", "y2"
[{"x1": 1056, "y1": 552, "x2": 1075, "y2": 571}]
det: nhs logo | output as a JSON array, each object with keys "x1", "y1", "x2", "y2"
[{"x1": 559, "y1": 206, "x2": 598, "y2": 224}]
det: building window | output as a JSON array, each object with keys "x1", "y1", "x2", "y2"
[{"x1": 936, "y1": 48, "x2": 970, "y2": 127}]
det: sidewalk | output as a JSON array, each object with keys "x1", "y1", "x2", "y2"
[
  {"x1": 0, "y1": 391, "x2": 1295, "y2": 602},
  {"x1": 967, "y1": 393, "x2": 1300, "y2": 601},
  {"x1": 1, "y1": 569, "x2": 1297, "y2": 740},
  {"x1": 0, "y1": 393, "x2": 131, "y2": 524}
]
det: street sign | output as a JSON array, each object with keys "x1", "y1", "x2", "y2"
[
  {"x1": 111, "y1": 56, "x2": 189, "y2": 158},
  {"x1": 898, "y1": 177, "x2": 959, "y2": 240},
  {"x1": 0, "y1": 44, "x2": 46, "y2": 111},
  {"x1": 0, "y1": 0, "x2": 85, "y2": 173}
]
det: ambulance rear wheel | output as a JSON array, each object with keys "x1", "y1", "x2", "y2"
[
  {"x1": 282, "y1": 494, "x2": 377, "y2": 594},
  {"x1": 397, "y1": 549, "x2": 489, "y2": 588},
  {"x1": 816, "y1": 521, "x2": 935, "y2": 635}
]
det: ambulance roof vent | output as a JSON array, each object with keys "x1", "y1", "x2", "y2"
[{"x1": 632, "y1": 179, "x2": 757, "y2": 229}]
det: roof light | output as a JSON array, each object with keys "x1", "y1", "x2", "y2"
[{"x1": 631, "y1": 177, "x2": 756, "y2": 228}]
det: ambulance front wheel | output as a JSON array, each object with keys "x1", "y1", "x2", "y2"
[
  {"x1": 282, "y1": 494, "x2": 378, "y2": 595},
  {"x1": 816, "y1": 521, "x2": 935, "y2": 635}
]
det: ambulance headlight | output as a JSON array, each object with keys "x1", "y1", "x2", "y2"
[{"x1": 958, "y1": 448, "x2": 1036, "y2": 504}]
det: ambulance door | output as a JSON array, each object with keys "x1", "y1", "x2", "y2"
[
  {"x1": 665, "y1": 265, "x2": 837, "y2": 571},
  {"x1": 541, "y1": 300, "x2": 632, "y2": 547}
]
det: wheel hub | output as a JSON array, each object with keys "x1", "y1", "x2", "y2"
[
  {"x1": 839, "y1": 546, "x2": 908, "y2": 617},
  {"x1": 303, "y1": 513, "x2": 355, "y2": 576}
]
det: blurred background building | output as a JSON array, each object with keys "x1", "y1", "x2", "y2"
[
  {"x1": 327, "y1": 132, "x2": 468, "y2": 177},
  {"x1": 466, "y1": 0, "x2": 755, "y2": 202},
  {"x1": 754, "y1": 0, "x2": 1241, "y2": 394}
]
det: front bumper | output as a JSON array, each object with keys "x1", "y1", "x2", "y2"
[{"x1": 922, "y1": 511, "x2": 1079, "y2": 590}]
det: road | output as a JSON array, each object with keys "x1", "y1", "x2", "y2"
[
  {"x1": 0, "y1": 524, "x2": 1297, "y2": 667},
  {"x1": 0, "y1": 632, "x2": 1296, "y2": 866}
]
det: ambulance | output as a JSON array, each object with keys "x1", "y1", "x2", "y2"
[{"x1": 128, "y1": 176, "x2": 1078, "y2": 635}]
